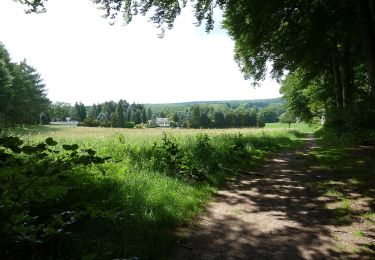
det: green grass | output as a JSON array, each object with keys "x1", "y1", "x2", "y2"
[
  {"x1": 310, "y1": 127, "x2": 375, "y2": 227},
  {"x1": 265, "y1": 122, "x2": 316, "y2": 132},
  {"x1": 361, "y1": 212, "x2": 375, "y2": 220},
  {"x1": 325, "y1": 188, "x2": 345, "y2": 198},
  {"x1": 353, "y1": 229, "x2": 365, "y2": 238},
  {"x1": 71, "y1": 166, "x2": 213, "y2": 258},
  {"x1": 1, "y1": 125, "x2": 305, "y2": 259}
]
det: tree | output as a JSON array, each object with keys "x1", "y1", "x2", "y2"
[
  {"x1": 88, "y1": 104, "x2": 99, "y2": 119},
  {"x1": 0, "y1": 47, "x2": 13, "y2": 126},
  {"x1": 213, "y1": 111, "x2": 225, "y2": 128},
  {"x1": 280, "y1": 69, "x2": 316, "y2": 122},
  {"x1": 256, "y1": 113, "x2": 265, "y2": 128},
  {"x1": 258, "y1": 105, "x2": 279, "y2": 123},
  {"x1": 113, "y1": 102, "x2": 125, "y2": 127},
  {"x1": 49, "y1": 102, "x2": 74, "y2": 121},
  {"x1": 189, "y1": 105, "x2": 201, "y2": 128},
  {"x1": 0, "y1": 43, "x2": 50, "y2": 126},
  {"x1": 147, "y1": 107, "x2": 153, "y2": 120},
  {"x1": 141, "y1": 108, "x2": 147, "y2": 124},
  {"x1": 74, "y1": 102, "x2": 87, "y2": 122},
  {"x1": 39, "y1": 112, "x2": 50, "y2": 125},
  {"x1": 280, "y1": 111, "x2": 297, "y2": 128}
]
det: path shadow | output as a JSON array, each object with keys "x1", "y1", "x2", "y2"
[{"x1": 169, "y1": 135, "x2": 375, "y2": 259}]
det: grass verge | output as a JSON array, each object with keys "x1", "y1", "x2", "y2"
[{"x1": 310, "y1": 127, "x2": 375, "y2": 255}]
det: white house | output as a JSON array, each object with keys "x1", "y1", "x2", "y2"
[
  {"x1": 50, "y1": 117, "x2": 78, "y2": 126},
  {"x1": 155, "y1": 117, "x2": 170, "y2": 127}
]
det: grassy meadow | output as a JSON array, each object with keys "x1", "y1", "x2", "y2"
[{"x1": 1, "y1": 124, "x2": 308, "y2": 259}]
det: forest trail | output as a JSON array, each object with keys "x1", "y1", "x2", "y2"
[{"x1": 169, "y1": 133, "x2": 373, "y2": 259}]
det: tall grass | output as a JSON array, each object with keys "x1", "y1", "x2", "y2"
[{"x1": 1, "y1": 126, "x2": 304, "y2": 258}]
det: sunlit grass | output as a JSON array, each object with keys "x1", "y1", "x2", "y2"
[
  {"x1": 311, "y1": 127, "x2": 375, "y2": 230},
  {"x1": 353, "y1": 229, "x2": 365, "y2": 238},
  {"x1": 4, "y1": 125, "x2": 304, "y2": 258},
  {"x1": 361, "y1": 212, "x2": 375, "y2": 220},
  {"x1": 265, "y1": 122, "x2": 316, "y2": 132},
  {"x1": 325, "y1": 188, "x2": 345, "y2": 198}
]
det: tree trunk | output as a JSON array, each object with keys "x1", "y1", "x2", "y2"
[
  {"x1": 331, "y1": 43, "x2": 343, "y2": 109},
  {"x1": 341, "y1": 35, "x2": 353, "y2": 107},
  {"x1": 356, "y1": 0, "x2": 375, "y2": 98}
]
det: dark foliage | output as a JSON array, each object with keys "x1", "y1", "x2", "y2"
[
  {"x1": 0, "y1": 43, "x2": 50, "y2": 127},
  {"x1": 0, "y1": 136, "x2": 110, "y2": 259}
]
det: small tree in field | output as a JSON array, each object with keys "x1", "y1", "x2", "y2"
[
  {"x1": 74, "y1": 102, "x2": 87, "y2": 122},
  {"x1": 280, "y1": 111, "x2": 297, "y2": 128},
  {"x1": 39, "y1": 112, "x2": 50, "y2": 125}
]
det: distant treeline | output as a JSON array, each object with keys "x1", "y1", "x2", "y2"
[
  {"x1": 1, "y1": 41, "x2": 286, "y2": 129},
  {"x1": 146, "y1": 100, "x2": 284, "y2": 128},
  {"x1": 48, "y1": 100, "x2": 149, "y2": 128},
  {"x1": 48, "y1": 99, "x2": 285, "y2": 128}
]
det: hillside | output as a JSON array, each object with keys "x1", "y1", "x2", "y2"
[{"x1": 146, "y1": 97, "x2": 283, "y2": 108}]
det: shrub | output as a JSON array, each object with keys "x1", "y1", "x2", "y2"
[
  {"x1": 99, "y1": 120, "x2": 112, "y2": 127},
  {"x1": 124, "y1": 121, "x2": 135, "y2": 128},
  {"x1": 78, "y1": 117, "x2": 100, "y2": 127},
  {"x1": 146, "y1": 121, "x2": 157, "y2": 128},
  {"x1": 134, "y1": 124, "x2": 144, "y2": 128},
  {"x1": 151, "y1": 133, "x2": 183, "y2": 175},
  {"x1": 0, "y1": 136, "x2": 110, "y2": 259},
  {"x1": 39, "y1": 112, "x2": 50, "y2": 125},
  {"x1": 148, "y1": 134, "x2": 218, "y2": 182}
]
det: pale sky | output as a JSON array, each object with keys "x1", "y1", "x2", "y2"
[{"x1": 0, "y1": 0, "x2": 281, "y2": 105}]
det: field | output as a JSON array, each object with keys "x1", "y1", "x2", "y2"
[
  {"x1": 265, "y1": 122, "x2": 316, "y2": 132},
  {"x1": 1, "y1": 124, "x2": 307, "y2": 259}
]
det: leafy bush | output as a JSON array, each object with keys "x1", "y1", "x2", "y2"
[
  {"x1": 99, "y1": 120, "x2": 112, "y2": 127},
  {"x1": 124, "y1": 121, "x2": 135, "y2": 128},
  {"x1": 147, "y1": 132, "x2": 275, "y2": 182},
  {"x1": 146, "y1": 121, "x2": 157, "y2": 128},
  {"x1": 134, "y1": 124, "x2": 144, "y2": 128},
  {"x1": 315, "y1": 127, "x2": 375, "y2": 146},
  {"x1": 151, "y1": 133, "x2": 184, "y2": 176},
  {"x1": 149, "y1": 134, "x2": 214, "y2": 182},
  {"x1": 39, "y1": 112, "x2": 50, "y2": 125},
  {"x1": 78, "y1": 117, "x2": 100, "y2": 127},
  {"x1": 257, "y1": 114, "x2": 265, "y2": 127},
  {"x1": 186, "y1": 134, "x2": 221, "y2": 181},
  {"x1": 0, "y1": 136, "x2": 110, "y2": 259}
]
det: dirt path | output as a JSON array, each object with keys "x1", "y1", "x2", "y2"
[{"x1": 169, "y1": 134, "x2": 373, "y2": 259}]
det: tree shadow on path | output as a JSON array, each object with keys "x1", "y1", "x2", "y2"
[{"x1": 169, "y1": 134, "x2": 375, "y2": 259}]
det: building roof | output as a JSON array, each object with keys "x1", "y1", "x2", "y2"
[{"x1": 156, "y1": 118, "x2": 169, "y2": 123}]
